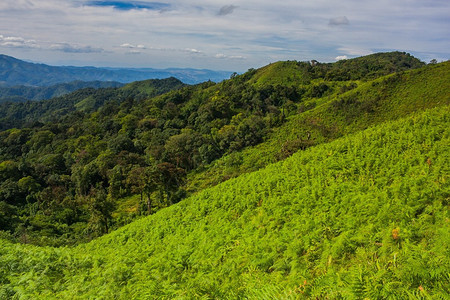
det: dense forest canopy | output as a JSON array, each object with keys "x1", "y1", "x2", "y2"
[{"x1": 1, "y1": 101, "x2": 448, "y2": 299}]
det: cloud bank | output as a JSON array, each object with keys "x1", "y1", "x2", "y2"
[
  {"x1": 0, "y1": 0, "x2": 448, "y2": 70},
  {"x1": 50, "y1": 43, "x2": 104, "y2": 53},
  {"x1": 0, "y1": 35, "x2": 39, "y2": 49}
]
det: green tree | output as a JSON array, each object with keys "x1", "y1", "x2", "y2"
[{"x1": 88, "y1": 186, "x2": 115, "y2": 235}]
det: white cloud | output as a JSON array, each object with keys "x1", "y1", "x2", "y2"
[
  {"x1": 335, "y1": 55, "x2": 348, "y2": 61},
  {"x1": 184, "y1": 48, "x2": 202, "y2": 53},
  {"x1": 0, "y1": 34, "x2": 40, "y2": 48},
  {"x1": 0, "y1": 0, "x2": 448, "y2": 69},
  {"x1": 337, "y1": 47, "x2": 373, "y2": 56},
  {"x1": 50, "y1": 43, "x2": 104, "y2": 53},
  {"x1": 215, "y1": 53, "x2": 245, "y2": 60},
  {"x1": 126, "y1": 49, "x2": 142, "y2": 55},
  {"x1": 120, "y1": 43, "x2": 146, "y2": 49}
]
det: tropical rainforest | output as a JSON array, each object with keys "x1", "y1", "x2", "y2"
[{"x1": 0, "y1": 52, "x2": 448, "y2": 298}]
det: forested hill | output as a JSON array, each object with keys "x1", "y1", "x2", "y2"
[
  {"x1": 0, "y1": 77, "x2": 185, "y2": 130},
  {"x1": 0, "y1": 54, "x2": 232, "y2": 85},
  {"x1": 0, "y1": 80, "x2": 124, "y2": 103},
  {"x1": 1, "y1": 103, "x2": 448, "y2": 299},
  {"x1": 0, "y1": 52, "x2": 447, "y2": 249},
  {"x1": 0, "y1": 51, "x2": 448, "y2": 298}
]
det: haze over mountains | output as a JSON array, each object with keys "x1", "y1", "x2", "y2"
[
  {"x1": 0, "y1": 54, "x2": 232, "y2": 86},
  {"x1": 0, "y1": 80, "x2": 125, "y2": 103}
]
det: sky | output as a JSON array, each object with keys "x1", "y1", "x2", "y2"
[{"x1": 0, "y1": 0, "x2": 449, "y2": 71}]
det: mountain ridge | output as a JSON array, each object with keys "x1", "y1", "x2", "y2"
[
  {"x1": 0, "y1": 80, "x2": 125, "y2": 103},
  {"x1": 0, "y1": 54, "x2": 233, "y2": 86}
]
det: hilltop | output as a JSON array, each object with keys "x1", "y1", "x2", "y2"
[{"x1": 189, "y1": 59, "x2": 449, "y2": 190}]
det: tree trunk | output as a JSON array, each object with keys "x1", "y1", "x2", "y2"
[
  {"x1": 147, "y1": 195, "x2": 151, "y2": 215},
  {"x1": 104, "y1": 217, "x2": 109, "y2": 234}
]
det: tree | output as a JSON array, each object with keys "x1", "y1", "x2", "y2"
[
  {"x1": 164, "y1": 129, "x2": 206, "y2": 170},
  {"x1": 17, "y1": 176, "x2": 41, "y2": 204},
  {"x1": 0, "y1": 201, "x2": 18, "y2": 231},
  {"x1": 88, "y1": 186, "x2": 115, "y2": 235},
  {"x1": 145, "y1": 162, "x2": 186, "y2": 206}
]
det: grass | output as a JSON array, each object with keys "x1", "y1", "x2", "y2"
[{"x1": 187, "y1": 61, "x2": 450, "y2": 193}]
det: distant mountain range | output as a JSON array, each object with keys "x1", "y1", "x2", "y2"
[{"x1": 0, "y1": 54, "x2": 233, "y2": 86}]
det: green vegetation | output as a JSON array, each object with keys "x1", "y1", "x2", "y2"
[
  {"x1": 189, "y1": 60, "x2": 449, "y2": 190},
  {"x1": 0, "y1": 77, "x2": 185, "y2": 130},
  {"x1": 1, "y1": 52, "x2": 439, "y2": 246},
  {"x1": 0, "y1": 51, "x2": 448, "y2": 298},
  {"x1": 249, "y1": 51, "x2": 424, "y2": 87},
  {"x1": 0, "y1": 53, "x2": 448, "y2": 246},
  {"x1": 0, "y1": 80, "x2": 124, "y2": 103},
  {"x1": 1, "y1": 105, "x2": 448, "y2": 298}
]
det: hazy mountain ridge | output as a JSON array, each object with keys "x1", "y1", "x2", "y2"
[
  {"x1": 0, "y1": 54, "x2": 233, "y2": 86},
  {"x1": 0, "y1": 80, "x2": 125, "y2": 103}
]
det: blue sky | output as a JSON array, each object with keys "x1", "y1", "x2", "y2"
[{"x1": 0, "y1": 0, "x2": 449, "y2": 71}]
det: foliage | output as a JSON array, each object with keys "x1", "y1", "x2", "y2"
[
  {"x1": 0, "y1": 52, "x2": 446, "y2": 247},
  {"x1": 188, "y1": 60, "x2": 450, "y2": 191},
  {"x1": 0, "y1": 77, "x2": 185, "y2": 130},
  {"x1": 0, "y1": 106, "x2": 448, "y2": 298}
]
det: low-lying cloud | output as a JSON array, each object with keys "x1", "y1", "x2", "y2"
[
  {"x1": 50, "y1": 43, "x2": 104, "y2": 53},
  {"x1": 215, "y1": 53, "x2": 245, "y2": 60},
  {"x1": 0, "y1": 35, "x2": 39, "y2": 49},
  {"x1": 335, "y1": 55, "x2": 348, "y2": 61},
  {"x1": 120, "y1": 43, "x2": 146, "y2": 49}
]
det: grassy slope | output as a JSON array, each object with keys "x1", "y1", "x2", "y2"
[
  {"x1": 1, "y1": 105, "x2": 448, "y2": 299},
  {"x1": 188, "y1": 61, "x2": 450, "y2": 192}
]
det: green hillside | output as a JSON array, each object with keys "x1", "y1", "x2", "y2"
[
  {"x1": 188, "y1": 61, "x2": 450, "y2": 191},
  {"x1": 0, "y1": 52, "x2": 447, "y2": 247},
  {"x1": 0, "y1": 77, "x2": 185, "y2": 130},
  {"x1": 1, "y1": 105, "x2": 448, "y2": 298},
  {"x1": 248, "y1": 51, "x2": 425, "y2": 87}
]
